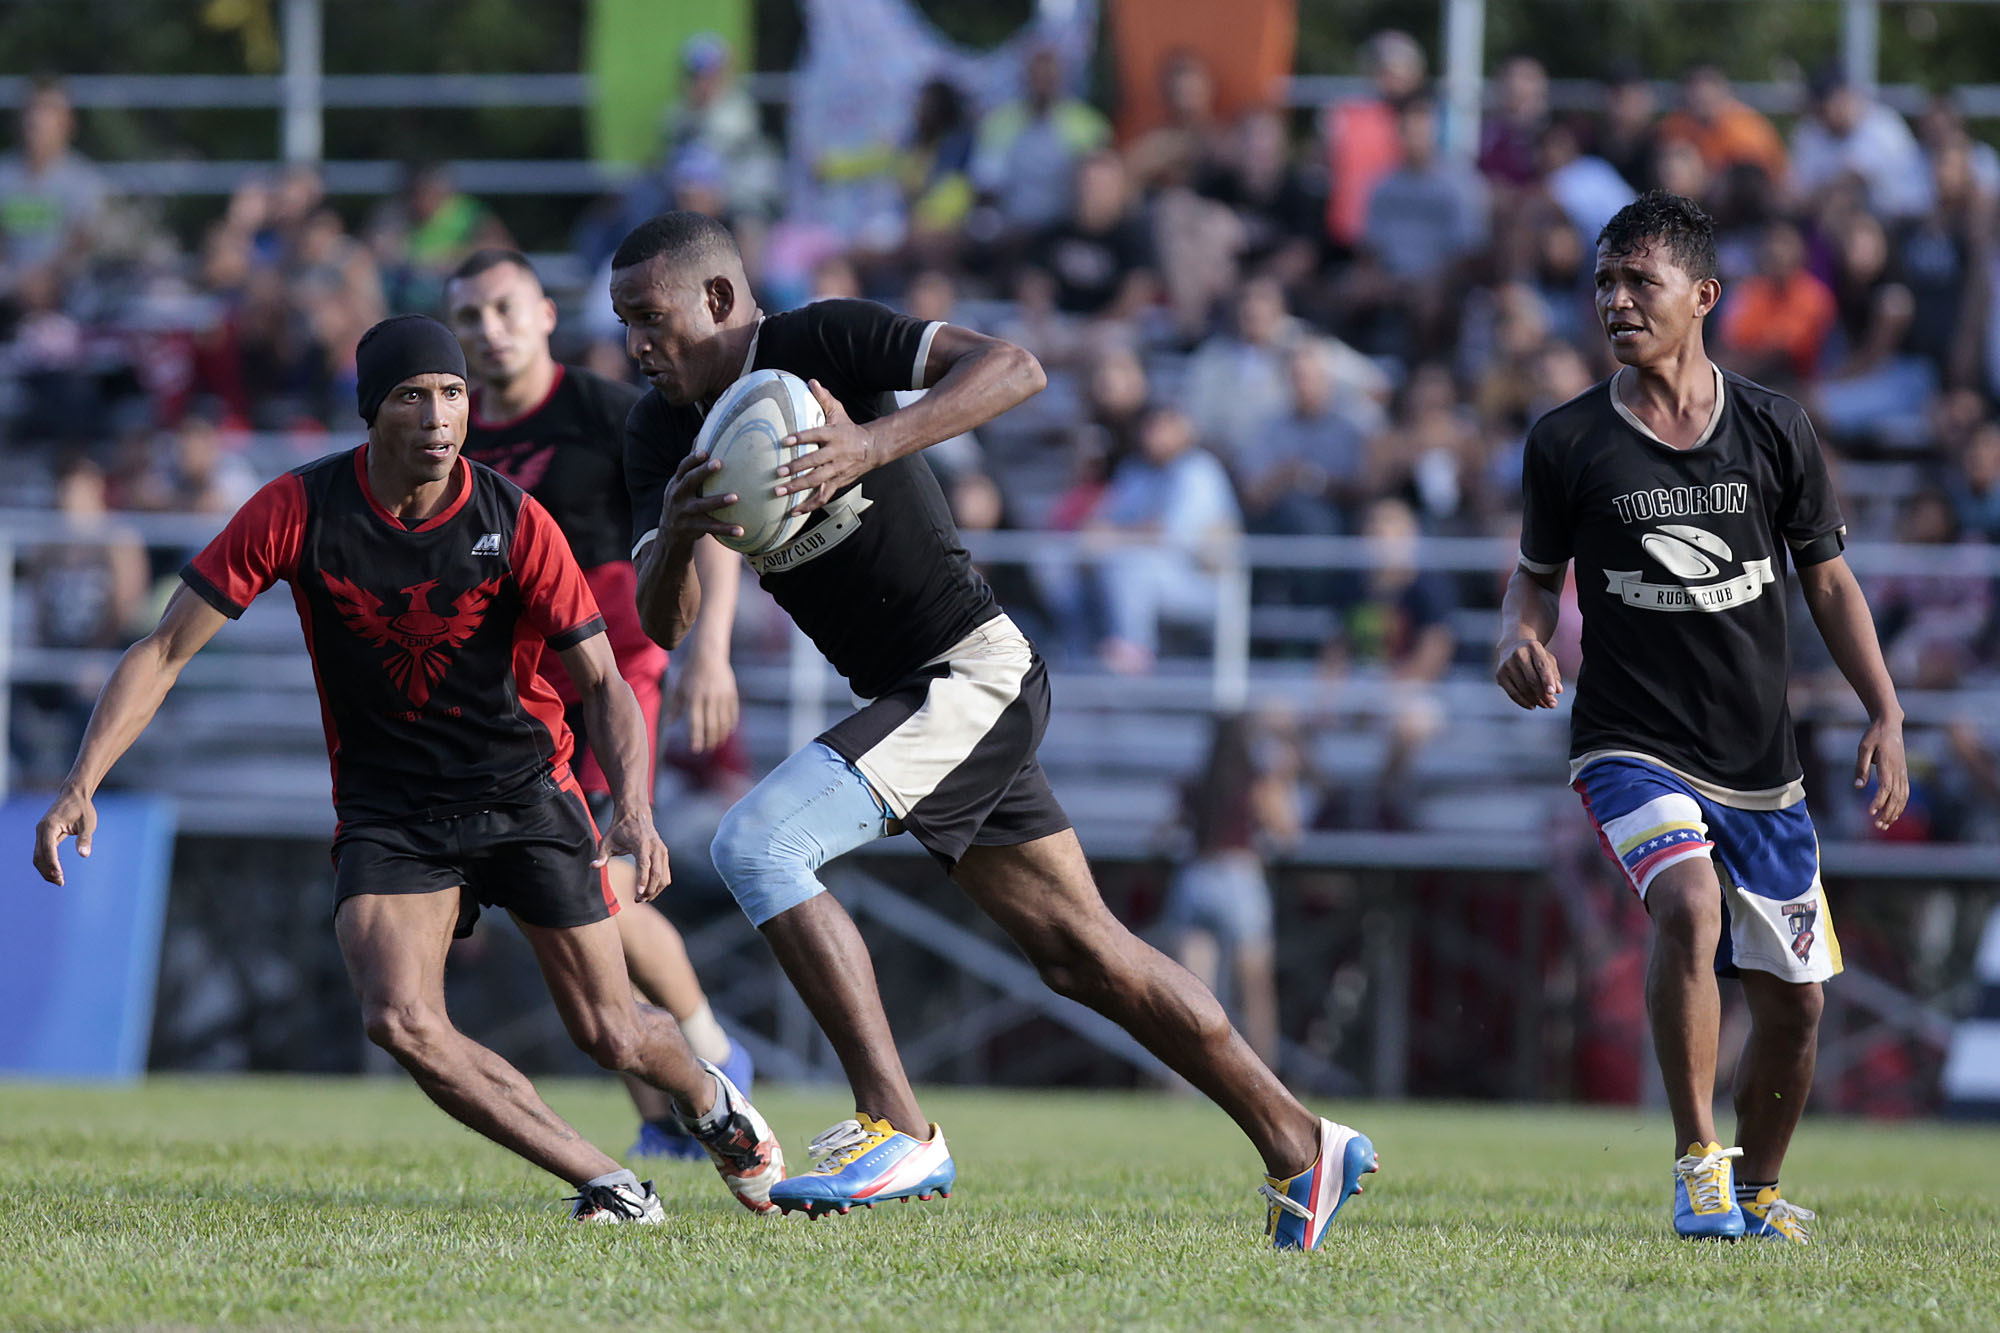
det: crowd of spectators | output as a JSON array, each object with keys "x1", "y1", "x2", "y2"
[{"x1": 8, "y1": 33, "x2": 2000, "y2": 842}]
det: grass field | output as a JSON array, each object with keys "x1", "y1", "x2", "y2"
[{"x1": 2, "y1": 1078, "x2": 1997, "y2": 1330}]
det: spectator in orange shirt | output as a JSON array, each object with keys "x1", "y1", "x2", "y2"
[
  {"x1": 1720, "y1": 219, "x2": 1836, "y2": 384},
  {"x1": 1322, "y1": 30, "x2": 1426, "y2": 250},
  {"x1": 1659, "y1": 65, "x2": 1787, "y2": 187}
]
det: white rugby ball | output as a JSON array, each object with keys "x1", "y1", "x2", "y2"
[{"x1": 694, "y1": 369, "x2": 824, "y2": 556}]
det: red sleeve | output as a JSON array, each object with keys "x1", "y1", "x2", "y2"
[
  {"x1": 180, "y1": 473, "x2": 306, "y2": 618},
  {"x1": 511, "y1": 493, "x2": 605, "y2": 648}
]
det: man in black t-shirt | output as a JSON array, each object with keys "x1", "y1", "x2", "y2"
[
  {"x1": 33, "y1": 315, "x2": 783, "y2": 1223},
  {"x1": 612, "y1": 212, "x2": 1376, "y2": 1249},
  {"x1": 1496, "y1": 194, "x2": 1908, "y2": 1242},
  {"x1": 447, "y1": 249, "x2": 755, "y2": 1164}
]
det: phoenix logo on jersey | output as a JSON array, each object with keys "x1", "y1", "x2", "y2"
[
  {"x1": 477, "y1": 439, "x2": 555, "y2": 492},
  {"x1": 1605, "y1": 523, "x2": 1775, "y2": 614},
  {"x1": 323, "y1": 573, "x2": 504, "y2": 707}
]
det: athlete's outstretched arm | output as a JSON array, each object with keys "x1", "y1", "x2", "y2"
[
  {"x1": 34, "y1": 586, "x2": 229, "y2": 885},
  {"x1": 777, "y1": 326, "x2": 1047, "y2": 512},
  {"x1": 1797, "y1": 554, "x2": 1908, "y2": 829},
  {"x1": 558, "y1": 631, "x2": 672, "y2": 900},
  {"x1": 667, "y1": 536, "x2": 742, "y2": 753},
  {"x1": 635, "y1": 451, "x2": 742, "y2": 650},
  {"x1": 1494, "y1": 563, "x2": 1566, "y2": 710}
]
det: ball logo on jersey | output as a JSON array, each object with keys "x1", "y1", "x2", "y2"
[
  {"x1": 1640, "y1": 524, "x2": 1728, "y2": 580},
  {"x1": 323, "y1": 572, "x2": 504, "y2": 707},
  {"x1": 1606, "y1": 522, "x2": 1776, "y2": 614}
]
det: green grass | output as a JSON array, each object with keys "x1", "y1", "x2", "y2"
[{"x1": 1, "y1": 1078, "x2": 1996, "y2": 1330}]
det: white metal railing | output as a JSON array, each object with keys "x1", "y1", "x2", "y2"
[{"x1": 10, "y1": 508, "x2": 2000, "y2": 800}]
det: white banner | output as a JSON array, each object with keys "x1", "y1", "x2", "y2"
[
  {"x1": 750, "y1": 488, "x2": 874, "y2": 575},
  {"x1": 1604, "y1": 557, "x2": 1775, "y2": 613}
]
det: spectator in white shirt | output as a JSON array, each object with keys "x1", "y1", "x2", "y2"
[
  {"x1": 1092, "y1": 404, "x2": 1242, "y2": 674},
  {"x1": 1790, "y1": 68, "x2": 1932, "y2": 219}
]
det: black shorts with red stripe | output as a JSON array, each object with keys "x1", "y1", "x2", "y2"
[{"x1": 331, "y1": 778, "x2": 616, "y2": 938}]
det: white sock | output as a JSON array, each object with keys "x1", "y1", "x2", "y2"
[
  {"x1": 586, "y1": 1168, "x2": 641, "y2": 1192},
  {"x1": 678, "y1": 1001, "x2": 734, "y2": 1068}
]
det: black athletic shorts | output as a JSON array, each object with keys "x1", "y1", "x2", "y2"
[
  {"x1": 331, "y1": 777, "x2": 616, "y2": 938},
  {"x1": 819, "y1": 613, "x2": 1072, "y2": 871}
]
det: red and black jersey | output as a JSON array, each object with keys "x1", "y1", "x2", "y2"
[
  {"x1": 463, "y1": 365, "x2": 665, "y2": 705},
  {"x1": 181, "y1": 445, "x2": 606, "y2": 826}
]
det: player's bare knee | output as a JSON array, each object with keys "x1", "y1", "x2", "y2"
[
  {"x1": 1644, "y1": 873, "x2": 1722, "y2": 948},
  {"x1": 572, "y1": 1010, "x2": 645, "y2": 1073},
  {"x1": 362, "y1": 1000, "x2": 444, "y2": 1061},
  {"x1": 1758, "y1": 978, "x2": 1824, "y2": 1037},
  {"x1": 1027, "y1": 918, "x2": 1132, "y2": 1004}
]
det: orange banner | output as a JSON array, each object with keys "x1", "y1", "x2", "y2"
[{"x1": 1108, "y1": 0, "x2": 1297, "y2": 139}]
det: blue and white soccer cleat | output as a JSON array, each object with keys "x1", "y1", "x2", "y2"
[
  {"x1": 1672, "y1": 1142, "x2": 1746, "y2": 1239},
  {"x1": 1259, "y1": 1117, "x2": 1378, "y2": 1250},
  {"x1": 767, "y1": 1114, "x2": 955, "y2": 1219},
  {"x1": 1741, "y1": 1185, "x2": 1815, "y2": 1243}
]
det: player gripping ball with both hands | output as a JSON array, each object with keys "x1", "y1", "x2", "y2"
[{"x1": 613, "y1": 211, "x2": 1376, "y2": 1248}]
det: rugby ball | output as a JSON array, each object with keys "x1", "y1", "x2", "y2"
[{"x1": 694, "y1": 369, "x2": 824, "y2": 556}]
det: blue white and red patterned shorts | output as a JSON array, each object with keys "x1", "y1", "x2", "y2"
[{"x1": 1574, "y1": 756, "x2": 1841, "y2": 983}]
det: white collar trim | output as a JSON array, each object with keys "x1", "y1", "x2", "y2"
[{"x1": 1611, "y1": 363, "x2": 1726, "y2": 451}]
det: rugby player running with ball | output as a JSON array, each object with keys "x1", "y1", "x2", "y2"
[{"x1": 612, "y1": 212, "x2": 1375, "y2": 1249}]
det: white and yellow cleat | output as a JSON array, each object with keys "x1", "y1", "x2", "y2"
[{"x1": 1741, "y1": 1186, "x2": 1816, "y2": 1243}]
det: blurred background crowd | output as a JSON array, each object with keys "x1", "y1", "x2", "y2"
[{"x1": 11, "y1": 9, "x2": 2000, "y2": 847}]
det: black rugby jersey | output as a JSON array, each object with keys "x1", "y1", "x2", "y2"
[
  {"x1": 182, "y1": 446, "x2": 605, "y2": 825},
  {"x1": 464, "y1": 365, "x2": 664, "y2": 703},
  {"x1": 1520, "y1": 366, "x2": 1845, "y2": 801},
  {"x1": 625, "y1": 299, "x2": 1002, "y2": 700}
]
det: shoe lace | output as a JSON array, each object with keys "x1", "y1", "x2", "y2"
[
  {"x1": 1673, "y1": 1145, "x2": 1744, "y2": 1214},
  {"x1": 1759, "y1": 1196, "x2": 1816, "y2": 1236},
  {"x1": 1257, "y1": 1181, "x2": 1312, "y2": 1228},
  {"x1": 566, "y1": 1181, "x2": 647, "y2": 1220},
  {"x1": 804, "y1": 1118, "x2": 882, "y2": 1173}
]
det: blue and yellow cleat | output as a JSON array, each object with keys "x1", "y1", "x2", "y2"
[
  {"x1": 1260, "y1": 1118, "x2": 1379, "y2": 1250},
  {"x1": 768, "y1": 1114, "x2": 955, "y2": 1219},
  {"x1": 1741, "y1": 1186, "x2": 1815, "y2": 1243},
  {"x1": 1673, "y1": 1142, "x2": 1746, "y2": 1240}
]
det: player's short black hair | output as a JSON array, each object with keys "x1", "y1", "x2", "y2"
[
  {"x1": 611, "y1": 211, "x2": 741, "y2": 274},
  {"x1": 449, "y1": 247, "x2": 537, "y2": 286},
  {"x1": 1596, "y1": 191, "x2": 1719, "y2": 283}
]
